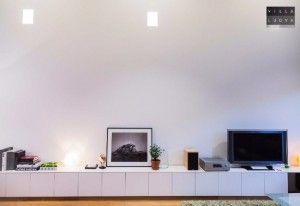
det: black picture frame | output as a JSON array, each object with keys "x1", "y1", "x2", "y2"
[{"x1": 106, "y1": 127, "x2": 152, "y2": 167}]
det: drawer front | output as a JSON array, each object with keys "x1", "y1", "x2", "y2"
[
  {"x1": 219, "y1": 172, "x2": 241, "y2": 196},
  {"x1": 102, "y1": 173, "x2": 125, "y2": 196},
  {"x1": 126, "y1": 173, "x2": 148, "y2": 196},
  {"x1": 6, "y1": 173, "x2": 30, "y2": 197},
  {"x1": 149, "y1": 173, "x2": 172, "y2": 196},
  {"x1": 54, "y1": 173, "x2": 78, "y2": 197},
  {"x1": 196, "y1": 172, "x2": 219, "y2": 196},
  {"x1": 265, "y1": 173, "x2": 288, "y2": 194},
  {"x1": 173, "y1": 173, "x2": 195, "y2": 196},
  {"x1": 242, "y1": 172, "x2": 265, "y2": 196},
  {"x1": 0, "y1": 174, "x2": 5, "y2": 197},
  {"x1": 30, "y1": 173, "x2": 54, "y2": 197},
  {"x1": 78, "y1": 173, "x2": 101, "y2": 196}
]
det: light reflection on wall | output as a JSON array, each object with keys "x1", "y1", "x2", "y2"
[{"x1": 61, "y1": 140, "x2": 86, "y2": 167}]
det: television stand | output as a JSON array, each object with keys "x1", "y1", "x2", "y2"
[{"x1": 242, "y1": 165, "x2": 274, "y2": 171}]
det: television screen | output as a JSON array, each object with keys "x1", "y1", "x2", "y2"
[{"x1": 228, "y1": 130, "x2": 288, "y2": 165}]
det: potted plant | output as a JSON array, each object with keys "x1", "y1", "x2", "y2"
[{"x1": 149, "y1": 144, "x2": 164, "y2": 170}]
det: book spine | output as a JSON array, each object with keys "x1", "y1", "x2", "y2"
[
  {"x1": 6, "y1": 152, "x2": 16, "y2": 170},
  {"x1": 15, "y1": 150, "x2": 25, "y2": 168},
  {"x1": 0, "y1": 147, "x2": 13, "y2": 171},
  {"x1": 0, "y1": 147, "x2": 13, "y2": 154},
  {"x1": 2, "y1": 152, "x2": 7, "y2": 171},
  {"x1": 0, "y1": 153, "x2": 2, "y2": 171}
]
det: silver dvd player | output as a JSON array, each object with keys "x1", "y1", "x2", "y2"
[{"x1": 199, "y1": 158, "x2": 230, "y2": 171}]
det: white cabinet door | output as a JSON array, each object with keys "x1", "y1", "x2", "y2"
[
  {"x1": 30, "y1": 173, "x2": 54, "y2": 197},
  {"x1": 173, "y1": 173, "x2": 195, "y2": 196},
  {"x1": 102, "y1": 173, "x2": 125, "y2": 196},
  {"x1": 149, "y1": 173, "x2": 172, "y2": 196},
  {"x1": 265, "y1": 173, "x2": 288, "y2": 194},
  {"x1": 126, "y1": 173, "x2": 148, "y2": 196},
  {"x1": 0, "y1": 174, "x2": 5, "y2": 197},
  {"x1": 6, "y1": 173, "x2": 30, "y2": 197},
  {"x1": 78, "y1": 173, "x2": 101, "y2": 196},
  {"x1": 196, "y1": 172, "x2": 219, "y2": 196},
  {"x1": 54, "y1": 173, "x2": 78, "y2": 197},
  {"x1": 219, "y1": 172, "x2": 241, "y2": 196},
  {"x1": 242, "y1": 172, "x2": 265, "y2": 196}
]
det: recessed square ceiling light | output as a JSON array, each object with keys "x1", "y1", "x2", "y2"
[
  {"x1": 22, "y1": 9, "x2": 34, "y2": 24},
  {"x1": 147, "y1": 11, "x2": 158, "y2": 27}
]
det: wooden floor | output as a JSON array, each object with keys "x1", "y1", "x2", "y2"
[
  {"x1": 0, "y1": 197, "x2": 269, "y2": 206},
  {"x1": 0, "y1": 199, "x2": 182, "y2": 206}
]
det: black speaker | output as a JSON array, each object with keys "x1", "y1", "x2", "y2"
[{"x1": 184, "y1": 149, "x2": 199, "y2": 170}]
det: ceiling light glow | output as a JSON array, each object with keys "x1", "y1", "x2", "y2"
[
  {"x1": 22, "y1": 9, "x2": 34, "y2": 24},
  {"x1": 147, "y1": 11, "x2": 158, "y2": 27}
]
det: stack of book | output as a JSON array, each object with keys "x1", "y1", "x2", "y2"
[
  {"x1": 1, "y1": 147, "x2": 42, "y2": 171},
  {"x1": 16, "y1": 156, "x2": 41, "y2": 171},
  {"x1": 1, "y1": 147, "x2": 26, "y2": 171},
  {"x1": 0, "y1": 147, "x2": 13, "y2": 171}
]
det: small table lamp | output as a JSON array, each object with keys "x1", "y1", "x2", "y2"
[{"x1": 296, "y1": 154, "x2": 300, "y2": 165}]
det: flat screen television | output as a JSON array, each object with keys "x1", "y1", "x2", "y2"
[{"x1": 228, "y1": 130, "x2": 288, "y2": 166}]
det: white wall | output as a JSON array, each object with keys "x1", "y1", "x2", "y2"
[{"x1": 0, "y1": 0, "x2": 299, "y2": 165}]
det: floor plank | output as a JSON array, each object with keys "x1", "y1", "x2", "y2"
[
  {"x1": 0, "y1": 197, "x2": 270, "y2": 206},
  {"x1": 0, "y1": 199, "x2": 181, "y2": 206}
]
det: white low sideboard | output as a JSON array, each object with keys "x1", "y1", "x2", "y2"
[{"x1": 0, "y1": 166, "x2": 290, "y2": 197}]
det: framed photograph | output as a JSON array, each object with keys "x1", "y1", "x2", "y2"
[{"x1": 106, "y1": 128, "x2": 152, "y2": 167}]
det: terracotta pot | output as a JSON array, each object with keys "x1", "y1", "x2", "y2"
[{"x1": 151, "y1": 160, "x2": 160, "y2": 170}]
